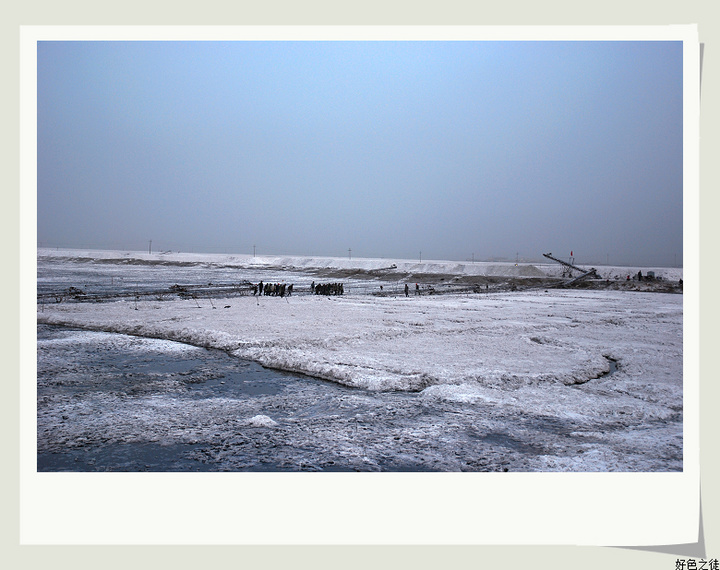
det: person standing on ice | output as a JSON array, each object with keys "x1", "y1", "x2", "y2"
[
  {"x1": 404, "y1": 284, "x2": 409, "y2": 297},
  {"x1": 415, "y1": 283, "x2": 420, "y2": 295}
]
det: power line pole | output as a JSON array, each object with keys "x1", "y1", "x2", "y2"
[{"x1": 149, "y1": 240, "x2": 152, "y2": 254}]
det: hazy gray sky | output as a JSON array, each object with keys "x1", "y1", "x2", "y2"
[{"x1": 37, "y1": 40, "x2": 683, "y2": 266}]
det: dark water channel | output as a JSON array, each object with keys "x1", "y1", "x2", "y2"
[
  {"x1": 40, "y1": 325, "x2": 495, "y2": 472},
  {"x1": 36, "y1": 325, "x2": 632, "y2": 472},
  {"x1": 37, "y1": 324, "x2": 379, "y2": 471}
]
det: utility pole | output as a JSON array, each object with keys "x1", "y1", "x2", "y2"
[
  {"x1": 253, "y1": 245, "x2": 256, "y2": 258},
  {"x1": 419, "y1": 251, "x2": 422, "y2": 263},
  {"x1": 149, "y1": 240, "x2": 152, "y2": 254}
]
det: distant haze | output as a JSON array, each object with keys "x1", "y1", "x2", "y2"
[{"x1": 37, "y1": 40, "x2": 683, "y2": 267}]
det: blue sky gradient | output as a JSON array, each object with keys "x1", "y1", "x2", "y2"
[{"x1": 37, "y1": 40, "x2": 683, "y2": 265}]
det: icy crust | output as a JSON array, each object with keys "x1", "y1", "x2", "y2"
[
  {"x1": 38, "y1": 294, "x2": 609, "y2": 391},
  {"x1": 37, "y1": 288, "x2": 683, "y2": 428},
  {"x1": 38, "y1": 328, "x2": 205, "y2": 354}
]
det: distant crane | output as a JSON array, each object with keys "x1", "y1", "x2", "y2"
[{"x1": 542, "y1": 252, "x2": 599, "y2": 285}]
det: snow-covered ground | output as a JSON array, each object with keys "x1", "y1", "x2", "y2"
[{"x1": 35, "y1": 249, "x2": 683, "y2": 471}]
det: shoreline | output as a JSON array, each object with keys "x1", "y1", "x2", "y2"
[{"x1": 37, "y1": 247, "x2": 683, "y2": 295}]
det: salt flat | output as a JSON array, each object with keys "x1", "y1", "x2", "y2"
[{"x1": 36, "y1": 249, "x2": 683, "y2": 471}]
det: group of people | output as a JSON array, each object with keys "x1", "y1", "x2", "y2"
[
  {"x1": 253, "y1": 281, "x2": 294, "y2": 297},
  {"x1": 625, "y1": 271, "x2": 649, "y2": 281},
  {"x1": 311, "y1": 282, "x2": 344, "y2": 296},
  {"x1": 251, "y1": 280, "x2": 345, "y2": 296}
]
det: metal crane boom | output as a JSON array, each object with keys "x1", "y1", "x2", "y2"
[{"x1": 542, "y1": 253, "x2": 599, "y2": 280}]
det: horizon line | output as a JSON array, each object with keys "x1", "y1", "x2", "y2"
[{"x1": 36, "y1": 244, "x2": 684, "y2": 269}]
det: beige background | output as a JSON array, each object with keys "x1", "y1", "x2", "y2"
[{"x1": 4, "y1": 1, "x2": 717, "y2": 568}]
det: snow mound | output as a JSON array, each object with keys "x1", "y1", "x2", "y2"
[{"x1": 246, "y1": 415, "x2": 278, "y2": 428}]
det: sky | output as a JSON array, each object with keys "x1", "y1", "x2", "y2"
[{"x1": 37, "y1": 39, "x2": 684, "y2": 266}]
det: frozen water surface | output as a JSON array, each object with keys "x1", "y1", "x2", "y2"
[
  {"x1": 38, "y1": 325, "x2": 551, "y2": 472},
  {"x1": 36, "y1": 249, "x2": 683, "y2": 472}
]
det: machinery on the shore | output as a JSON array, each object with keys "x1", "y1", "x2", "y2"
[{"x1": 542, "y1": 253, "x2": 599, "y2": 286}]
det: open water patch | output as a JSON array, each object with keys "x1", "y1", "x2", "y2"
[
  {"x1": 588, "y1": 356, "x2": 620, "y2": 383},
  {"x1": 37, "y1": 324, "x2": 322, "y2": 401},
  {"x1": 37, "y1": 442, "x2": 212, "y2": 472},
  {"x1": 36, "y1": 324, "x2": 673, "y2": 472}
]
